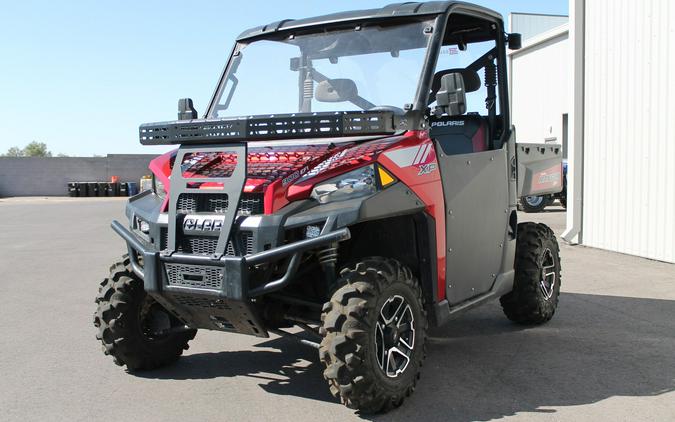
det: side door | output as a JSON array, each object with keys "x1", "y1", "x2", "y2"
[
  {"x1": 433, "y1": 127, "x2": 510, "y2": 305},
  {"x1": 429, "y1": 16, "x2": 511, "y2": 305}
]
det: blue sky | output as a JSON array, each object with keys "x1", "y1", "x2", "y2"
[{"x1": 0, "y1": 0, "x2": 567, "y2": 156}]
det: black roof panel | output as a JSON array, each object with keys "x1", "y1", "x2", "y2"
[{"x1": 236, "y1": 1, "x2": 502, "y2": 41}]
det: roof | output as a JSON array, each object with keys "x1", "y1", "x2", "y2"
[
  {"x1": 236, "y1": 1, "x2": 502, "y2": 41},
  {"x1": 507, "y1": 22, "x2": 569, "y2": 57},
  {"x1": 509, "y1": 12, "x2": 568, "y2": 41}
]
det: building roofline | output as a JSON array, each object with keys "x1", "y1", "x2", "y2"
[
  {"x1": 508, "y1": 22, "x2": 569, "y2": 56},
  {"x1": 509, "y1": 12, "x2": 569, "y2": 18}
]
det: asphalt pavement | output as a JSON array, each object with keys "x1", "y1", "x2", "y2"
[{"x1": 1, "y1": 197, "x2": 674, "y2": 421}]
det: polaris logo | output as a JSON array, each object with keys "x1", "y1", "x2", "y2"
[
  {"x1": 183, "y1": 215, "x2": 224, "y2": 233},
  {"x1": 430, "y1": 120, "x2": 464, "y2": 127}
]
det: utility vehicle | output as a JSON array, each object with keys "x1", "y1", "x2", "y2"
[{"x1": 94, "y1": 1, "x2": 563, "y2": 413}]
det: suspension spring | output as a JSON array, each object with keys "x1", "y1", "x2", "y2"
[
  {"x1": 303, "y1": 76, "x2": 314, "y2": 99},
  {"x1": 484, "y1": 62, "x2": 497, "y2": 87},
  {"x1": 317, "y1": 243, "x2": 338, "y2": 265}
]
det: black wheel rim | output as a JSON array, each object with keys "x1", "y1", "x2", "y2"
[
  {"x1": 374, "y1": 295, "x2": 415, "y2": 378},
  {"x1": 139, "y1": 297, "x2": 172, "y2": 340},
  {"x1": 539, "y1": 248, "x2": 557, "y2": 300}
]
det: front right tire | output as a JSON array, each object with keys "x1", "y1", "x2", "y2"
[
  {"x1": 319, "y1": 257, "x2": 427, "y2": 414},
  {"x1": 93, "y1": 255, "x2": 196, "y2": 370}
]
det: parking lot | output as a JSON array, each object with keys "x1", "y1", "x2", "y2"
[{"x1": 1, "y1": 197, "x2": 674, "y2": 421}]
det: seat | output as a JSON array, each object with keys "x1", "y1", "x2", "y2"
[
  {"x1": 428, "y1": 67, "x2": 488, "y2": 155},
  {"x1": 429, "y1": 68, "x2": 482, "y2": 104},
  {"x1": 430, "y1": 115, "x2": 489, "y2": 155}
]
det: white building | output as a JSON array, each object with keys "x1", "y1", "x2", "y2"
[
  {"x1": 510, "y1": 3, "x2": 675, "y2": 263},
  {"x1": 509, "y1": 16, "x2": 570, "y2": 154}
]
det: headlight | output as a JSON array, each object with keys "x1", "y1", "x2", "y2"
[
  {"x1": 152, "y1": 174, "x2": 167, "y2": 200},
  {"x1": 311, "y1": 165, "x2": 378, "y2": 204}
]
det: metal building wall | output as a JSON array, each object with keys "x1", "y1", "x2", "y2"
[
  {"x1": 582, "y1": 0, "x2": 675, "y2": 263},
  {"x1": 509, "y1": 25, "x2": 569, "y2": 145},
  {"x1": 510, "y1": 13, "x2": 568, "y2": 40}
]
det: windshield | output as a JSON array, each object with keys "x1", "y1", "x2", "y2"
[{"x1": 210, "y1": 19, "x2": 434, "y2": 118}]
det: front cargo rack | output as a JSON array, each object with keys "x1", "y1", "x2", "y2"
[{"x1": 139, "y1": 111, "x2": 396, "y2": 145}]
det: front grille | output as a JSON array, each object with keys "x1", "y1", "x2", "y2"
[
  {"x1": 160, "y1": 230, "x2": 254, "y2": 256},
  {"x1": 160, "y1": 192, "x2": 262, "y2": 256},
  {"x1": 178, "y1": 236, "x2": 219, "y2": 255},
  {"x1": 165, "y1": 263, "x2": 224, "y2": 290},
  {"x1": 177, "y1": 194, "x2": 229, "y2": 213},
  {"x1": 176, "y1": 193, "x2": 262, "y2": 215},
  {"x1": 238, "y1": 193, "x2": 264, "y2": 215}
]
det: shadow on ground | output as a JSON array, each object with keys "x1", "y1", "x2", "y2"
[{"x1": 137, "y1": 293, "x2": 675, "y2": 420}]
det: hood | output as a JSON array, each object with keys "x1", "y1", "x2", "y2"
[{"x1": 149, "y1": 135, "x2": 406, "y2": 213}]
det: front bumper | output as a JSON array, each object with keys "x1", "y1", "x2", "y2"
[{"x1": 112, "y1": 220, "x2": 349, "y2": 337}]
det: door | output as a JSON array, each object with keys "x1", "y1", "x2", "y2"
[{"x1": 435, "y1": 145, "x2": 510, "y2": 305}]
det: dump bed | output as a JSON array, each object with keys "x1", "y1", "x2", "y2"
[{"x1": 516, "y1": 143, "x2": 563, "y2": 197}]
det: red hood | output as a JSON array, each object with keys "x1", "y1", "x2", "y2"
[{"x1": 149, "y1": 135, "x2": 407, "y2": 213}]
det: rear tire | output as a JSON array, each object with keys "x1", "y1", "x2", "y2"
[
  {"x1": 319, "y1": 257, "x2": 427, "y2": 414},
  {"x1": 519, "y1": 195, "x2": 550, "y2": 213},
  {"x1": 500, "y1": 223, "x2": 561, "y2": 324},
  {"x1": 93, "y1": 255, "x2": 196, "y2": 370}
]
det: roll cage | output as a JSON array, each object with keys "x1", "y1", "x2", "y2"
[{"x1": 205, "y1": 2, "x2": 512, "y2": 145}]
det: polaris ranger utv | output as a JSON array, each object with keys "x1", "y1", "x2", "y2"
[{"x1": 94, "y1": 1, "x2": 563, "y2": 413}]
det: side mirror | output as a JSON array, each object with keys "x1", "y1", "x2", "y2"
[
  {"x1": 315, "y1": 79, "x2": 358, "y2": 103},
  {"x1": 508, "y1": 33, "x2": 522, "y2": 50},
  {"x1": 178, "y1": 98, "x2": 198, "y2": 120},
  {"x1": 435, "y1": 73, "x2": 466, "y2": 116}
]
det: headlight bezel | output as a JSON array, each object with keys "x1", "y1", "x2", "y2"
[
  {"x1": 310, "y1": 164, "x2": 380, "y2": 204},
  {"x1": 152, "y1": 174, "x2": 167, "y2": 200}
]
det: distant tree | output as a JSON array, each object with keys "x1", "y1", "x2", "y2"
[
  {"x1": 23, "y1": 141, "x2": 52, "y2": 157},
  {"x1": 3, "y1": 146, "x2": 25, "y2": 157}
]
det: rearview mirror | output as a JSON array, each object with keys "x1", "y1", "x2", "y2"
[
  {"x1": 435, "y1": 73, "x2": 466, "y2": 116},
  {"x1": 315, "y1": 79, "x2": 358, "y2": 103},
  {"x1": 508, "y1": 33, "x2": 522, "y2": 50},
  {"x1": 177, "y1": 98, "x2": 198, "y2": 120}
]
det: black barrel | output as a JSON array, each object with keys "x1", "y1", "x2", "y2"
[
  {"x1": 98, "y1": 182, "x2": 108, "y2": 197},
  {"x1": 67, "y1": 182, "x2": 79, "y2": 197},
  {"x1": 119, "y1": 182, "x2": 129, "y2": 196},
  {"x1": 106, "y1": 182, "x2": 120, "y2": 197},
  {"x1": 87, "y1": 182, "x2": 98, "y2": 197}
]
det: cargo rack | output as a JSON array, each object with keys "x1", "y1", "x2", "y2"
[{"x1": 139, "y1": 111, "x2": 397, "y2": 145}]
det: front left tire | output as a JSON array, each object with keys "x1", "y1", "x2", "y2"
[{"x1": 319, "y1": 257, "x2": 427, "y2": 414}]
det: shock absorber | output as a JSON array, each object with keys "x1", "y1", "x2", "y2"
[
  {"x1": 484, "y1": 61, "x2": 497, "y2": 111},
  {"x1": 300, "y1": 69, "x2": 314, "y2": 113},
  {"x1": 484, "y1": 61, "x2": 497, "y2": 87},
  {"x1": 317, "y1": 242, "x2": 338, "y2": 290},
  {"x1": 317, "y1": 243, "x2": 338, "y2": 265},
  {"x1": 484, "y1": 60, "x2": 498, "y2": 147}
]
